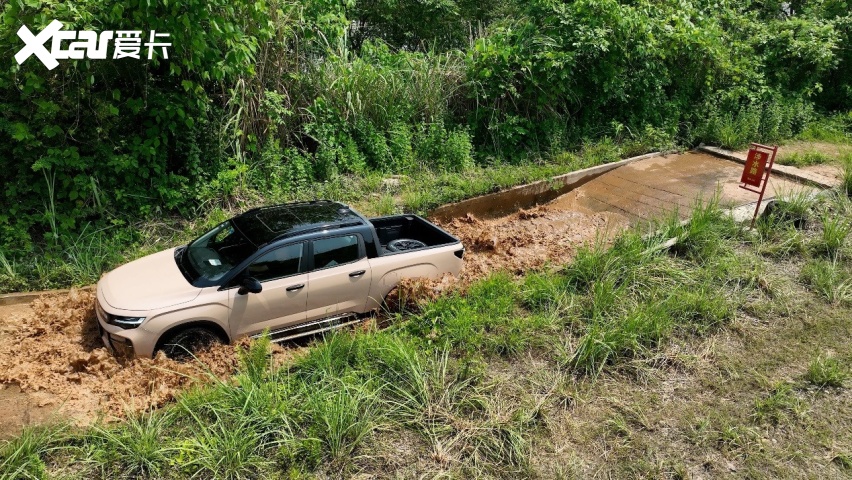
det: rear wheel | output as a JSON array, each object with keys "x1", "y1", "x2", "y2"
[{"x1": 158, "y1": 327, "x2": 222, "y2": 360}]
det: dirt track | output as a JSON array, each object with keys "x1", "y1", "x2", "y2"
[{"x1": 0, "y1": 151, "x2": 815, "y2": 436}]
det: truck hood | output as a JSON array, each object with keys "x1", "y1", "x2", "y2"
[{"x1": 100, "y1": 248, "x2": 201, "y2": 311}]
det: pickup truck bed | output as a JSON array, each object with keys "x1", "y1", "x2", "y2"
[{"x1": 370, "y1": 215, "x2": 459, "y2": 255}]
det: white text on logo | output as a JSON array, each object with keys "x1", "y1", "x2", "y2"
[{"x1": 15, "y1": 20, "x2": 172, "y2": 70}]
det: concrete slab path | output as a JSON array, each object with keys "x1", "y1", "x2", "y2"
[{"x1": 551, "y1": 152, "x2": 808, "y2": 223}]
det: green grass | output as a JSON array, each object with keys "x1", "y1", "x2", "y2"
[
  {"x1": 0, "y1": 424, "x2": 68, "y2": 480},
  {"x1": 0, "y1": 138, "x2": 660, "y2": 294},
  {"x1": 768, "y1": 187, "x2": 818, "y2": 229},
  {"x1": 797, "y1": 113, "x2": 852, "y2": 144},
  {"x1": 3, "y1": 196, "x2": 852, "y2": 478},
  {"x1": 812, "y1": 214, "x2": 851, "y2": 258},
  {"x1": 800, "y1": 258, "x2": 852, "y2": 305},
  {"x1": 87, "y1": 412, "x2": 172, "y2": 478},
  {"x1": 804, "y1": 356, "x2": 849, "y2": 389},
  {"x1": 843, "y1": 154, "x2": 852, "y2": 197},
  {"x1": 752, "y1": 382, "x2": 807, "y2": 425},
  {"x1": 777, "y1": 150, "x2": 834, "y2": 167}
]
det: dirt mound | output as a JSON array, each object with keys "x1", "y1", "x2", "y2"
[{"x1": 438, "y1": 204, "x2": 628, "y2": 282}]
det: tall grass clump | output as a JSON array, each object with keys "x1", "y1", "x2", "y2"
[
  {"x1": 805, "y1": 356, "x2": 848, "y2": 389},
  {"x1": 843, "y1": 154, "x2": 852, "y2": 197},
  {"x1": 562, "y1": 202, "x2": 743, "y2": 376},
  {"x1": 177, "y1": 413, "x2": 276, "y2": 479},
  {"x1": 0, "y1": 425, "x2": 68, "y2": 480},
  {"x1": 170, "y1": 336, "x2": 296, "y2": 477},
  {"x1": 300, "y1": 380, "x2": 381, "y2": 461},
  {"x1": 812, "y1": 214, "x2": 851, "y2": 258},
  {"x1": 800, "y1": 258, "x2": 852, "y2": 305},
  {"x1": 570, "y1": 303, "x2": 673, "y2": 376},
  {"x1": 87, "y1": 412, "x2": 171, "y2": 478},
  {"x1": 766, "y1": 188, "x2": 818, "y2": 229},
  {"x1": 658, "y1": 196, "x2": 740, "y2": 261}
]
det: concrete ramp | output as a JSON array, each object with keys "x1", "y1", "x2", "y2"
[{"x1": 552, "y1": 152, "x2": 806, "y2": 223}]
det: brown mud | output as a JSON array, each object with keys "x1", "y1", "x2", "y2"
[
  {"x1": 0, "y1": 151, "x2": 811, "y2": 436},
  {"x1": 0, "y1": 290, "x2": 297, "y2": 436}
]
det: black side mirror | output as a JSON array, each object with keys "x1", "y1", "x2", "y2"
[{"x1": 237, "y1": 276, "x2": 262, "y2": 295}]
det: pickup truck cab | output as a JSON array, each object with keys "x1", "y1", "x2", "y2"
[{"x1": 95, "y1": 200, "x2": 463, "y2": 358}]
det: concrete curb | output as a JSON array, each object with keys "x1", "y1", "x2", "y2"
[
  {"x1": 697, "y1": 145, "x2": 838, "y2": 189},
  {"x1": 0, "y1": 285, "x2": 95, "y2": 307},
  {"x1": 429, "y1": 150, "x2": 667, "y2": 221}
]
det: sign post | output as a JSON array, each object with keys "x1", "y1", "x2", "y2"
[{"x1": 739, "y1": 143, "x2": 779, "y2": 228}]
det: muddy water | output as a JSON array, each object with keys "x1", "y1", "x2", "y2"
[
  {"x1": 430, "y1": 169, "x2": 610, "y2": 221},
  {"x1": 0, "y1": 151, "x2": 812, "y2": 435}
]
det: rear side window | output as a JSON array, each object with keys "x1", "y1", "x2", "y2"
[
  {"x1": 246, "y1": 243, "x2": 303, "y2": 282},
  {"x1": 312, "y1": 235, "x2": 360, "y2": 270}
]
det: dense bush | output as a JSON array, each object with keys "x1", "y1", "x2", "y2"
[{"x1": 1, "y1": 0, "x2": 851, "y2": 262}]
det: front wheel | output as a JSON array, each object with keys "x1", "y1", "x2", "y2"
[{"x1": 158, "y1": 327, "x2": 222, "y2": 360}]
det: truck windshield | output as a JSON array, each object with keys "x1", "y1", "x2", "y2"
[{"x1": 181, "y1": 221, "x2": 257, "y2": 283}]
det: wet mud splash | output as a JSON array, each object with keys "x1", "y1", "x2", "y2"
[
  {"x1": 438, "y1": 207, "x2": 628, "y2": 282},
  {"x1": 0, "y1": 290, "x2": 297, "y2": 433}
]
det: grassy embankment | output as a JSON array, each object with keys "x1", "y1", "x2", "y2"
[
  {"x1": 2, "y1": 180, "x2": 851, "y2": 479},
  {"x1": 3, "y1": 115, "x2": 852, "y2": 295},
  {"x1": 0, "y1": 138, "x2": 634, "y2": 294}
]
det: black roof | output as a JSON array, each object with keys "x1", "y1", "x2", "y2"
[{"x1": 231, "y1": 201, "x2": 365, "y2": 246}]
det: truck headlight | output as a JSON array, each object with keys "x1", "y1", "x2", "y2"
[{"x1": 108, "y1": 315, "x2": 146, "y2": 329}]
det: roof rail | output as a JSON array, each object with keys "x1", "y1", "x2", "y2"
[{"x1": 237, "y1": 200, "x2": 337, "y2": 218}]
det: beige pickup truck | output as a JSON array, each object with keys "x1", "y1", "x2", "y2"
[{"x1": 95, "y1": 201, "x2": 464, "y2": 358}]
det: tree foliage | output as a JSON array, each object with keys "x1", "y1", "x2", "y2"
[{"x1": 0, "y1": 0, "x2": 850, "y2": 254}]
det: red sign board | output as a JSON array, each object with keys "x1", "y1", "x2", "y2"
[
  {"x1": 740, "y1": 149, "x2": 768, "y2": 187},
  {"x1": 738, "y1": 143, "x2": 778, "y2": 228}
]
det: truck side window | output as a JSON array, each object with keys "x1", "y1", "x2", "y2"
[
  {"x1": 246, "y1": 243, "x2": 303, "y2": 282},
  {"x1": 312, "y1": 235, "x2": 360, "y2": 270}
]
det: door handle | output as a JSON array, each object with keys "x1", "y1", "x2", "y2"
[
  {"x1": 286, "y1": 284, "x2": 305, "y2": 291},
  {"x1": 349, "y1": 270, "x2": 366, "y2": 277}
]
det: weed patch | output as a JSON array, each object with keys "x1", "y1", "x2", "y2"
[
  {"x1": 804, "y1": 356, "x2": 849, "y2": 389},
  {"x1": 800, "y1": 258, "x2": 852, "y2": 305},
  {"x1": 752, "y1": 383, "x2": 807, "y2": 426}
]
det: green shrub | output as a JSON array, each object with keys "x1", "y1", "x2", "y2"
[
  {"x1": 414, "y1": 122, "x2": 474, "y2": 171},
  {"x1": 302, "y1": 381, "x2": 381, "y2": 460}
]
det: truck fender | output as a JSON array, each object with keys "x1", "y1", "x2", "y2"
[
  {"x1": 366, "y1": 263, "x2": 439, "y2": 310},
  {"x1": 141, "y1": 302, "x2": 231, "y2": 344}
]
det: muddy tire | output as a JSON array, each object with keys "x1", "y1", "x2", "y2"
[{"x1": 158, "y1": 327, "x2": 221, "y2": 360}]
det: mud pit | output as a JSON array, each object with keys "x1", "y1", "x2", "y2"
[
  {"x1": 439, "y1": 152, "x2": 803, "y2": 282},
  {"x1": 0, "y1": 151, "x2": 810, "y2": 435}
]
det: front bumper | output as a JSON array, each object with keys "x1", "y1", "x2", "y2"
[{"x1": 95, "y1": 298, "x2": 137, "y2": 358}]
